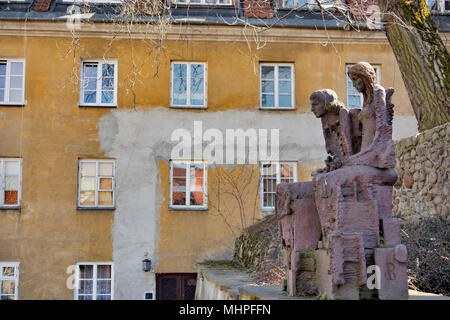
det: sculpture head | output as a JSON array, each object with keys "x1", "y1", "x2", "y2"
[
  {"x1": 347, "y1": 62, "x2": 377, "y2": 106},
  {"x1": 310, "y1": 89, "x2": 345, "y2": 118}
]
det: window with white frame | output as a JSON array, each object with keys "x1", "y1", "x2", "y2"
[
  {"x1": 281, "y1": 0, "x2": 343, "y2": 8},
  {"x1": 0, "y1": 262, "x2": 19, "y2": 300},
  {"x1": 78, "y1": 159, "x2": 115, "y2": 208},
  {"x1": 170, "y1": 161, "x2": 207, "y2": 209},
  {"x1": 173, "y1": 0, "x2": 233, "y2": 4},
  {"x1": 346, "y1": 64, "x2": 380, "y2": 109},
  {"x1": 260, "y1": 63, "x2": 295, "y2": 109},
  {"x1": 0, "y1": 59, "x2": 25, "y2": 105},
  {"x1": 75, "y1": 263, "x2": 113, "y2": 300},
  {"x1": 0, "y1": 159, "x2": 22, "y2": 208},
  {"x1": 171, "y1": 62, "x2": 207, "y2": 108},
  {"x1": 80, "y1": 60, "x2": 117, "y2": 106},
  {"x1": 260, "y1": 162, "x2": 297, "y2": 211}
]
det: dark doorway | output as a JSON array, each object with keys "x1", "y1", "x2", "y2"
[{"x1": 156, "y1": 273, "x2": 197, "y2": 300}]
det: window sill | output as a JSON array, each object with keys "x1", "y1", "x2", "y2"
[
  {"x1": 0, "y1": 206, "x2": 20, "y2": 211},
  {"x1": 259, "y1": 107, "x2": 296, "y2": 111},
  {"x1": 0, "y1": 103, "x2": 26, "y2": 107},
  {"x1": 77, "y1": 206, "x2": 115, "y2": 211},
  {"x1": 169, "y1": 206, "x2": 208, "y2": 211},
  {"x1": 79, "y1": 104, "x2": 118, "y2": 108},
  {"x1": 170, "y1": 105, "x2": 207, "y2": 110},
  {"x1": 261, "y1": 207, "x2": 275, "y2": 212}
]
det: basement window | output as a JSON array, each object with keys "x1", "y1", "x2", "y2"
[
  {"x1": 0, "y1": 59, "x2": 25, "y2": 105},
  {"x1": 346, "y1": 64, "x2": 380, "y2": 109},
  {"x1": 80, "y1": 60, "x2": 118, "y2": 107},
  {"x1": 260, "y1": 63, "x2": 295, "y2": 110},
  {"x1": 260, "y1": 161, "x2": 297, "y2": 211},
  {"x1": 78, "y1": 159, "x2": 115, "y2": 209},
  {"x1": 171, "y1": 62, "x2": 207, "y2": 109},
  {"x1": 0, "y1": 159, "x2": 22, "y2": 209},
  {"x1": 74, "y1": 263, "x2": 113, "y2": 300},
  {"x1": 170, "y1": 161, "x2": 207, "y2": 210},
  {"x1": 0, "y1": 262, "x2": 19, "y2": 300}
]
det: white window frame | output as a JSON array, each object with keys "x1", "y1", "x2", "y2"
[
  {"x1": 78, "y1": 159, "x2": 115, "y2": 209},
  {"x1": 169, "y1": 160, "x2": 207, "y2": 210},
  {"x1": 0, "y1": 58, "x2": 26, "y2": 105},
  {"x1": 173, "y1": 0, "x2": 233, "y2": 5},
  {"x1": 74, "y1": 262, "x2": 114, "y2": 300},
  {"x1": 0, "y1": 262, "x2": 19, "y2": 301},
  {"x1": 170, "y1": 62, "x2": 207, "y2": 109},
  {"x1": 0, "y1": 158, "x2": 22, "y2": 208},
  {"x1": 259, "y1": 63, "x2": 295, "y2": 110},
  {"x1": 260, "y1": 161, "x2": 297, "y2": 212},
  {"x1": 79, "y1": 59, "x2": 118, "y2": 107},
  {"x1": 346, "y1": 64, "x2": 380, "y2": 109},
  {"x1": 435, "y1": 0, "x2": 450, "y2": 12}
]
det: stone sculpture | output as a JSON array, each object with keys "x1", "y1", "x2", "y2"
[{"x1": 276, "y1": 62, "x2": 408, "y2": 299}]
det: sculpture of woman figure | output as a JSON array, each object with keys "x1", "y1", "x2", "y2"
[{"x1": 345, "y1": 62, "x2": 395, "y2": 169}]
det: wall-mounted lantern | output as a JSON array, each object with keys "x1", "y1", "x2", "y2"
[{"x1": 142, "y1": 258, "x2": 152, "y2": 272}]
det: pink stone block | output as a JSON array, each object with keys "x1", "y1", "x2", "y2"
[
  {"x1": 293, "y1": 198, "x2": 321, "y2": 250},
  {"x1": 381, "y1": 218, "x2": 401, "y2": 247},
  {"x1": 374, "y1": 245, "x2": 408, "y2": 300}
]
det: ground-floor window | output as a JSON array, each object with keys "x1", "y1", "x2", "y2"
[
  {"x1": 260, "y1": 161, "x2": 297, "y2": 211},
  {"x1": 75, "y1": 262, "x2": 113, "y2": 300},
  {"x1": 0, "y1": 262, "x2": 19, "y2": 300}
]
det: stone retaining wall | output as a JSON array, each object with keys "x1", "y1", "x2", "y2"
[{"x1": 393, "y1": 122, "x2": 449, "y2": 220}]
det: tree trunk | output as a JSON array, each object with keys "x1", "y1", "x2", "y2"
[{"x1": 378, "y1": 0, "x2": 450, "y2": 131}]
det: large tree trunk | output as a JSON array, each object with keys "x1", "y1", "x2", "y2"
[{"x1": 378, "y1": 0, "x2": 450, "y2": 131}]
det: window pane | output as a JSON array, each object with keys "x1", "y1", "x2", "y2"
[
  {"x1": 4, "y1": 191, "x2": 18, "y2": 205},
  {"x1": 80, "y1": 191, "x2": 95, "y2": 206},
  {"x1": 8, "y1": 89, "x2": 23, "y2": 103},
  {"x1": 101, "y1": 91, "x2": 113, "y2": 104},
  {"x1": 280, "y1": 163, "x2": 294, "y2": 178},
  {"x1": 78, "y1": 295, "x2": 93, "y2": 300},
  {"x1": 79, "y1": 265, "x2": 93, "y2": 278},
  {"x1": 4, "y1": 175, "x2": 19, "y2": 191},
  {"x1": 78, "y1": 280, "x2": 93, "y2": 294},
  {"x1": 84, "y1": 64, "x2": 98, "y2": 78},
  {"x1": 2, "y1": 267, "x2": 15, "y2": 277},
  {"x1": 10, "y1": 62, "x2": 23, "y2": 76},
  {"x1": 0, "y1": 63, "x2": 6, "y2": 76},
  {"x1": 348, "y1": 95, "x2": 362, "y2": 109},
  {"x1": 173, "y1": 77, "x2": 187, "y2": 105},
  {"x1": 102, "y1": 64, "x2": 114, "y2": 79},
  {"x1": 97, "y1": 265, "x2": 111, "y2": 279},
  {"x1": 98, "y1": 191, "x2": 113, "y2": 206},
  {"x1": 99, "y1": 178, "x2": 112, "y2": 190},
  {"x1": 262, "y1": 94, "x2": 274, "y2": 107},
  {"x1": 81, "y1": 162, "x2": 96, "y2": 176},
  {"x1": 190, "y1": 78, "x2": 204, "y2": 105},
  {"x1": 278, "y1": 66, "x2": 292, "y2": 79},
  {"x1": 5, "y1": 161, "x2": 20, "y2": 175},
  {"x1": 0, "y1": 89, "x2": 4, "y2": 102},
  {"x1": 80, "y1": 177, "x2": 95, "y2": 191},
  {"x1": 190, "y1": 164, "x2": 204, "y2": 205},
  {"x1": 83, "y1": 91, "x2": 97, "y2": 104},
  {"x1": 99, "y1": 162, "x2": 113, "y2": 176},
  {"x1": 97, "y1": 280, "x2": 111, "y2": 294},
  {"x1": 173, "y1": 63, "x2": 187, "y2": 78},
  {"x1": 172, "y1": 163, "x2": 187, "y2": 205},
  {"x1": 10, "y1": 76, "x2": 23, "y2": 89},
  {"x1": 261, "y1": 80, "x2": 274, "y2": 93},
  {"x1": 279, "y1": 80, "x2": 291, "y2": 94},
  {"x1": 0, "y1": 76, "x2": 5, "y2": 89},
  {"x1": 1, "y1": 280, "x2": 15, "y2": 294},
  {"x1": 83, "y1": 77, "x2": 97, "y2": 91},
  {"x1": 261, "y1": 66, "x2": 274, "y2": 79},
  {"x1": 279, "y1": 95, "x2": 292, "y2": 108}
]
